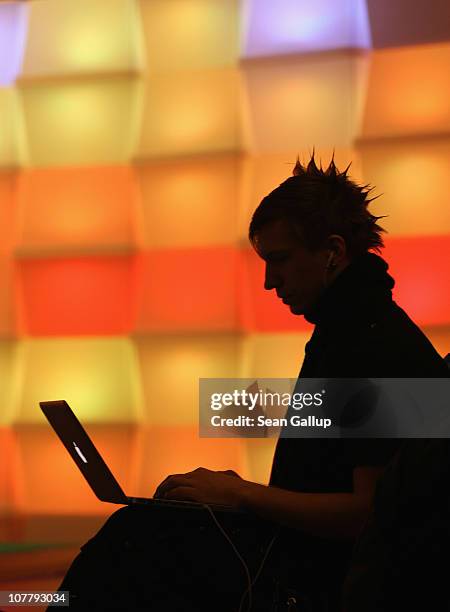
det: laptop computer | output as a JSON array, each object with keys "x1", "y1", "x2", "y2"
[{"x1": 40, "y1": 400, "x2": 240, "y2": 513}]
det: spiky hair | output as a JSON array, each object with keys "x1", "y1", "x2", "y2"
[{"x1": 249, "y1": 153, "x2": 386, "y2": 258}]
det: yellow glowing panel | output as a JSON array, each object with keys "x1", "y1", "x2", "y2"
[
  {"x1": 15, "y1": 337, "x2": 143, "y2": 424},
  {"x1": 361, "y1": 43, "x2": 450, "y2": 139},
  {"x1": 0, "y1": 341, "x2": 19, "y2": 426},
  {"x1": 22, "y1": 0, "x2": 143, "y2": 77},
  {"x1": 423, "y1": 326, "x2": 450, "y2": 360},
  {"x1": 14, "y1": 425, "x2": 140, "y2": 515},
  {"x1": 138, "y1": 0, "x2": 239, "y2": 74},
  {"x1": 0, "y1": 256, "x2": 17, "y2": 339},
  {"x1": 0, "y1": 88, "x2": 25, "y2": 167},
  {"x1": 238, "y1": 149, "x2": 363, "y2": 242},
  {"x1": 241, "y1": 51, "x2": 368, "y2": 153},
  {"x1": 240, "y1": 333, "x2": 310, "y2": 378},
  {"x1": 135, "y1": 154, "x2": 241, "y2": 248},
  {"x1": 17, "y1": 166, "x2": 139, "y2": 253},
  {"x1": 19, "y1": 76, "x2": 143, "y2": 166},
  {"x1": 134, "y1": 425, "x2": 248, "y2": 498},
  {"x1": 135, "y1": 334, "x2": 241, "y2": 425},
  {"x1": 138, "y1": 68, "x2": 241, "y2": 158},
  {"x1": 359, "y1": 138, "x2": 450, "y2": 236}
]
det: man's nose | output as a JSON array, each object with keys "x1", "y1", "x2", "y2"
[{"x1": 264, "y1": 264, "x2": 280, "y2": 291}]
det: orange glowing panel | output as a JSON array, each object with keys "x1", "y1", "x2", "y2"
[
  {"x1": 238, "y1": 247, "x2": 313, "y2": 332},
  {"x1": 135, "y1": 248, "x2": 238, "y2": 332},
  {"x1": 0, "y1": 256, "x2": 17, "y2": 339},
  {"x1": 16, "y1": 167, "x2": 139, "y2": 254},
  {"x1": 137, "y1": 68, "x2": 241, "y2": 158},
  {"x1": 244, "y1": 438, "x2": 277, "y2": 486},
  {"x1": 135, "y1": 153, "x2": 241, "y2": 248},
  {"x1": 238, "y1": 150, "x2": 363, "y2": 241},
  {"x1": 359, "y1": 137, "x2": 450, "y2": 236},
  {"x1": 134, "y1": 425, "x2": 248, "y2": 497},
  {"x1": 135, "y1": 334, "x2": 241, "y2": 425},
  {"x1": 241, "y1": 51, "x2": 369, "y2": 153},
  {"x1": 0, "y1": 170, "x2": 17, "y2": 253},
  {"x1": 361, "y1": 43, "x2": 450, "y2": 139},
  {"x1": 13, "y1": 425, "x2": 140, "y2": 515},
  {"x1": 15, "y1": 337, "x2": 143, "y2": 424},
  {"x1": 17, "y1": 255, "x2": 137, "y2": 336},
  {"x1": 384, "y1": 236, "x2": 450, "y2": 327},
  {"x1": 19, "y1": 76, "x2": 143, "y2": 166}
]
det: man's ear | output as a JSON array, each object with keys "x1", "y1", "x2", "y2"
[{"x1": 326, "y1": 235, "x2": 348, "y2": 266}]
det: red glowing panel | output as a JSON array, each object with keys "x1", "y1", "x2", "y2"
[
  {"x1": 17, "y1": 255, "x2": 138, "y2": 336},
  {"x1": 135, "y1": 248, "x2": 238, "y2": 332},
  {"x1": 14, "y1": 425, "x2": 139, "y2": 515},
  {"x1": 134, "y1": 425, "x2": 248, "y2": 497},
  {"x1": 384, "y1": 236, "x2": 450, "y2": 327},
  {"x1": 240, "y1": 236, "x2": 450, "y2": 331},
  {"x1": 16, "y1": 166, "x2": 139, "y2": 252},
  {"x1": 238, "y1": 248, "x2": 313, "y2": 332}
]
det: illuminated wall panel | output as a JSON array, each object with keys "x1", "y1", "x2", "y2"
[
  {"x1": 239, "y1": 248, "x2": 313, "y2": 332},
  {"x1": 361, "y1": 43, "x2": 450, "y2": 139},
  {"x1": 244, "y1": 438, "x2": 277, "y2": 486},
  {"x1": 238, "y1": 150, "x2": 363, "y2": 242},
  {"x1": 384, "y1": 236, "x2": 450, "y2": 327},
  {"x1": 135, "y1": 334, "x2": 241, "y2": 424},
  {"x1": 241, "y1": 51, "x2": 368, "y2": 152},
  {"x1": 135, "y1": 248, "x2": 238, "y2": 332},
  {"x1": 139, "y1": 0, "x2": 239, "y2": 73},
  {"x1": 0, "y1": 2, "x2": 28, "y2": 86},
  {"x1": 239, "y1": 333, "x2": 310, "y2": 378},
  {"x1": 19, "y1": 76, "x2": 143, "y2": 166},
  {"x1": 0, "y1": 170, "x2": 17, "y2": 253},
  {"x1": 135, "y1": 154, "x2": 241, "y2": 248},
  {"x1": 16, "y1": 167, "x2": 139, "y2": 254},
  {"x1": 0, "y1": 340, "x2": 19, "y2": 425},
  {"x1": 0, "y1": 257, "x2": 17, "y2": 339},
  {"x1": 15, "y1": 337, "x2": 143, "y2": 423},
  {"x1": 17, "y1": 255, "x2": 137, "y2": 336},
  {"x1": 0, "y1": 88, "x2": 24, "y2": 167},
  {"x1": 0, "y1": 428, "x2": 22, "y2": 514},
  {"x1": 242, "y1": 0, "x2": 371, "y2": 58},
  {"x1": 137, "y1": 68, "x2": 241, "y2": 158},
  {"x1": 22, "y1": 0, "x2": 143, "y2": 78},
  {"x1": 134, "y1": 425, "x2": 248, "y2": 498},
  {"x1": 359, "y1": 138, "x2": 450, "y2": 236},
  {"x1": 13, "y1": 425, "x2": 140, "y2": 515}
]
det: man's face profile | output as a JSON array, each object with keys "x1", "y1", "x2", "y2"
[{"x1": 254, "y1": 218, "x2": 329, "y2": 315}]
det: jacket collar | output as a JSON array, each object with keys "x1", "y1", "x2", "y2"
[{"x1": 304, "y1": 252, "x2": 395, "y2": 328}]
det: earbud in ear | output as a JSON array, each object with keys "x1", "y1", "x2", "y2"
[{"x1": 326, "y1": 252, "x2": 335, "y2": 270}]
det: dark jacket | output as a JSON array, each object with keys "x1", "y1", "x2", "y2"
[{"x1": 268, "y1": 253, "x2": 448, "y2": 610}]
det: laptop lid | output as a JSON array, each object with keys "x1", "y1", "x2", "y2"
[{"x1": 40, "y1": 400, "x2": 128, "y2": 504}]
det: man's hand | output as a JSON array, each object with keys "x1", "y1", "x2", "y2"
[{"x1": 154, "y1": 467, "x2": 248, "y2": 508}]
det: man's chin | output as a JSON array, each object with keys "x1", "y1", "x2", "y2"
[{"x1": 288, "y1": 303, "x2": 304, "y2": 315}]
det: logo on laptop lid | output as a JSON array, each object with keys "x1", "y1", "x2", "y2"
[{"x1": 73, "y1": 441, "x2": 88, "y2": 463}]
